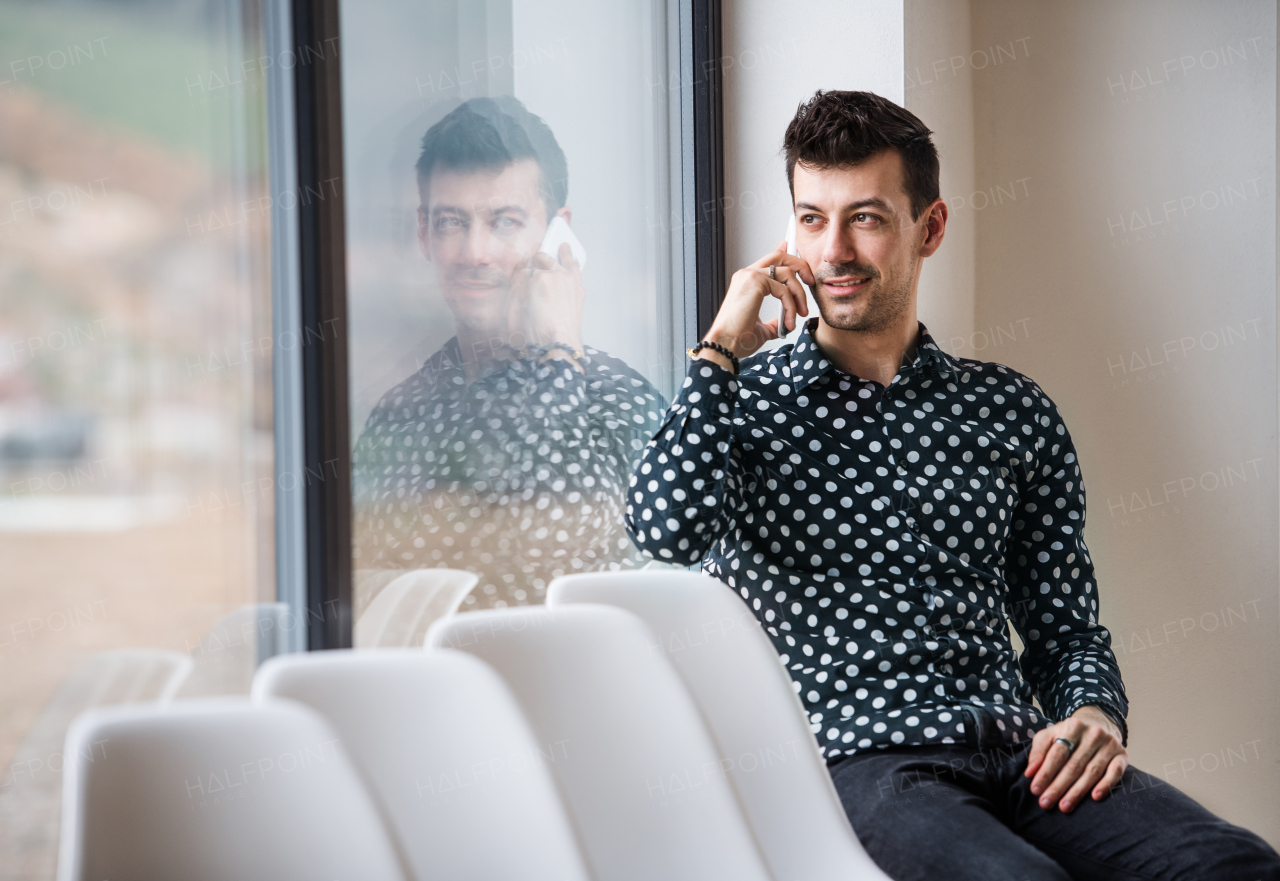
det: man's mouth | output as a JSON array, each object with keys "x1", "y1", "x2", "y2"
[
  {"x1": 451, "y1": 278, "x2": 504, "y2": 293},
  {"x1": 821, "y1": 276, "x2": 872, "y2": 295}
]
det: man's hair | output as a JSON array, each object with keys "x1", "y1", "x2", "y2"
[
  {"x1": 415, "y1": 96, "x2": 568, "y2": 219},
  {"x1": 783, "y1": 90, "x2": 939, "y2": 220}
]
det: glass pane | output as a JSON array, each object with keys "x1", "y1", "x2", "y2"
[
  {"x1": 0, "y1": 2, "x2": 276, "y2": 875},
  {"x1": 343, "y1": 0, "x2": 680, "y2": 629}
]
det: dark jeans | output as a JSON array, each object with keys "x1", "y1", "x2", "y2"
[{"x1": 828, "y1": 708, "x2": 1280, "y2": 881}]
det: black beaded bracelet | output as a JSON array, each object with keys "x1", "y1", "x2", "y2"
[{"x1": 687, "y1": 340, "x2": 739, "y2": 374}]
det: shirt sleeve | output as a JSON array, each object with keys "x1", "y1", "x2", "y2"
[
  {"x1": 624, "y1": 358, "x2": 743, "y2": 564},
  {"x1": 1005, "y1": 381, "x2": 1130, "y2": 745},
  {"x1": 585, "y1": 354, "x2": 669, "y2": 477}
]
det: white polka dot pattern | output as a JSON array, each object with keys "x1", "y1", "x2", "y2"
[
  {"x1": 625, "y1": 320, "x2": 1128, "y2": 761},
  {"x1": 353, "y1": 339, "x2": 666, "y2": 608}
]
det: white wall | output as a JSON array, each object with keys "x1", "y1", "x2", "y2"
[
  {"x1": 904, "y1": 0, "x2": 976, "y2": 352},
  {"x1": 721, "y1": 0, "x2": 903, "y2": 340},
  {"x1": 968, "y1": 0, "x2": 1277, "y2": 844},
  {"x1": 513, "y1": 0, "x2": 676, "y2": 390}
]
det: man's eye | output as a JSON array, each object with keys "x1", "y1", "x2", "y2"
[
  {"x1": 800, "y1": 214, "x2": 820, "y2": 224},
  {"x1": 493, "y1": 216, "x2": 521, "y2": 230},
  {"x1": 854, "y1": 213, "x2": 878, "y2": 223},
  {"x1": 435, "y1": 217, "x2": 464, "y2": 230}
]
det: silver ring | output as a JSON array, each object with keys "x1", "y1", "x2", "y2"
[
  {"x1": 1053, "y1": 736, "x2": 1076, "y2": 755},
  {"x1": 768, "y1": 264, "x2": 776, "y2": 280}
]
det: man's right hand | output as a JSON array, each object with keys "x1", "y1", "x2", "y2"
[{"x1": 701, "y1": 241, "x2": 815, "y2": 367}]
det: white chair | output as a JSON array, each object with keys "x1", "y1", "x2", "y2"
[
  {"x1": 0, "y1": 650, "x2": 191, "y2": 880},
  {"x1": 427, "y1": 605, "x2": 773, "y2": 881},
  {"x1": 56, "y1": 698, "x2": 408, "y2": 881},
  {"x1": 355, "y1": 568, "x2": 478, "y2": 648},
  {"x1": 549, "y1": 570, "x2": 892, "y2": 881},
  {"x1": 179, "y1": 602, "x2": 292, "y2": 696},
  {"x1": 353, "y1": 567, "x2": 407, "y2": 618},
  {"x1": 252, "y1": 649, "x2": 591, "y2": 881}
]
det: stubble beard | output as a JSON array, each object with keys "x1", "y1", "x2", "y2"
[
  {"x1": 816, "y1": 264, "x2": 914, "y2": 334},
  {"x1": 444, "y1": 266, "x2": 518, "y2": 343}
]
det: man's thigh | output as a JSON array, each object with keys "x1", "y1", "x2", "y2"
[
  {"x1": 829, "y1": 746, "x2": 1071, "y2": 881},
  {"x1": 1005, "y1": 763, "x2": 1280, "y2": 881}
]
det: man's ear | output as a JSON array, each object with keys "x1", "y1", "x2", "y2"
[
  {"x1": 417, "y1": 205, "x2": 432, "y2": 263},
  {"x1": 918, "y1": 199, "x2": 947, "y2": 259},
  {"x1": 555, "y1": 206, "x2": 572, "y2": 226}
]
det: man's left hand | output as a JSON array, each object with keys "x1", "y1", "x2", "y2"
[{"x1": 1024, "y1": 705, "x2": 1127, "y2": 813}]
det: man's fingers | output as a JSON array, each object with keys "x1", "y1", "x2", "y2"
[
  {"x1": 1093, "y1": 755, "x2": 1127, "y2": 801},
  {"x1": 747, "y1": 268, "x2": 798, "y2": 333},
  {"x1": 766, "y1": 279, "x2": 799, "y2": 333},
  {"x1": 771, "y1": 266, "x2": 811, "y2": 318},
  {"x1": 557, "y1": 241, "x2": 583, "y2": 278},
  {"x1": 1039, "y1": 729, "x2": 1106, "y2": 808},
  {"x1": 530, "y1": 251, "x2": 559, "y2": 272},
  {"x1": 1025, "y1": 729, "x2": 1053, "y2": 777},
  {"x1": 779, "y1": 291, "x2": 795, "y2": 334},
  {"x1": 751, "y1": 249, "x2": 817, "y2": 287},
  {"x1": 750, "y1": 244, "x2": 816, "y2": 283},
  {"x1": 1058, "y1": 748, "x2": 1112, "y2": 813},
  {"x1": 1030, "y1": 737, "x2": 1074, "y2": 796},
  {"x1": 775, "y1": 251, "x2": 817, "y2": 286},
  {"x1": 1031, "y1": 719, "x2": 1090, "y2": 792}
]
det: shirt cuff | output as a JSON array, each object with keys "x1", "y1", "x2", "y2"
[
  {"x1": 678, "y1": 355, "x2": 739, "y2": 405},
  {"x1": 687, "y1": 352, "x2": 736, "y2": 379}
]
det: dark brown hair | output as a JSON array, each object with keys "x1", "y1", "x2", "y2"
[
  {"x1": 783, "y1": 90, "x2": 939, "y2": 220},
  {"x1": 416, "y1": 96, "x2": 568, "y2": 219}
]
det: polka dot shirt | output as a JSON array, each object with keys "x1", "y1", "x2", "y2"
[
  {"x1": 626, "y1": 320, "x2": 1128, "y2": 761},
  {"x1": 353, "y1": 338, "x2": 667, "y2": 608}
]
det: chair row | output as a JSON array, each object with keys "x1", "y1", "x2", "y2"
[{"x1": 57, "y1": 570, "x2": 891, "y2": 881}]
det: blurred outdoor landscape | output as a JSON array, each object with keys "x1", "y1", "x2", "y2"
[{"x1": 0, "y1": 2, "x2": 276, "y2": 876}]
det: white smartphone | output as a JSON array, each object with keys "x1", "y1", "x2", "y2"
[{"x1": 539, "y1": 215, "x2": 587, "y2": 269}]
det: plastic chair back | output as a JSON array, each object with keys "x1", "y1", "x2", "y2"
[
  {"x1": 428, "y1": 605, "x2": 773, "y2": 881},
  {"x1": 549, "y1": 569, "x2": 891, "y2": 881},
  {"x1": 56, "y1": 698, "x2": 407, "y2": 881},
  {"x1": 253, "y1": 649, "x2": 590, "y2": 881},
  {"x1": 355, "y1": 569, "x2": 478, "y2": 648},
  {"x1": 0, "y1": 650, "x2": 191, "y2": 880},
  {"x1": 179, "y1": 603, "x2": 292, "y2": 696}
]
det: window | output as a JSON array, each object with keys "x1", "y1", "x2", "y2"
[
  {"x1": 0, "y1": 0, "x2": 277, "y2": 872},
  {"x1": 0, "y1": 0, "x2": 724, "y2": 869},
  {"x1": 337, "y1": 0, "x2": 708, "y2": 625}
]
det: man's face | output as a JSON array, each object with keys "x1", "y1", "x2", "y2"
[
  {"x1": 418, "y1": 158, "x2": 550, "y2": 337},
  {"x1": 792, "y1": 150, "x2": 934, "y2": 334}
]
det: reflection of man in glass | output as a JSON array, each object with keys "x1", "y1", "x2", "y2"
[{"x1": 353, "y1": 97, "x2": 667, "y2": 609}]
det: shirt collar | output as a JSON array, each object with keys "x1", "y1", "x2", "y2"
[
  {"x1": 785, "y1": 319, "x2": 959, "y2": 390},
  {"x1": 910, "y1": 324, "x2": 960, "y2": 380}
]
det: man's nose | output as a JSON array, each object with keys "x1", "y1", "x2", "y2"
[
  {"x1": 460, "y1": 224, "x2": 494, "y2": 264},
  {"x1": 819, "y1": 224, "x2": 857, "y2": 267}
]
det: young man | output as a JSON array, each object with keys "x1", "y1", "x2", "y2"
[
  {"x1": 353, "y1": 97, "x2": 665, "y2": 610},
  {"x1": 625, "y1": 90, "x2": 1279, "y2": 880}
]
